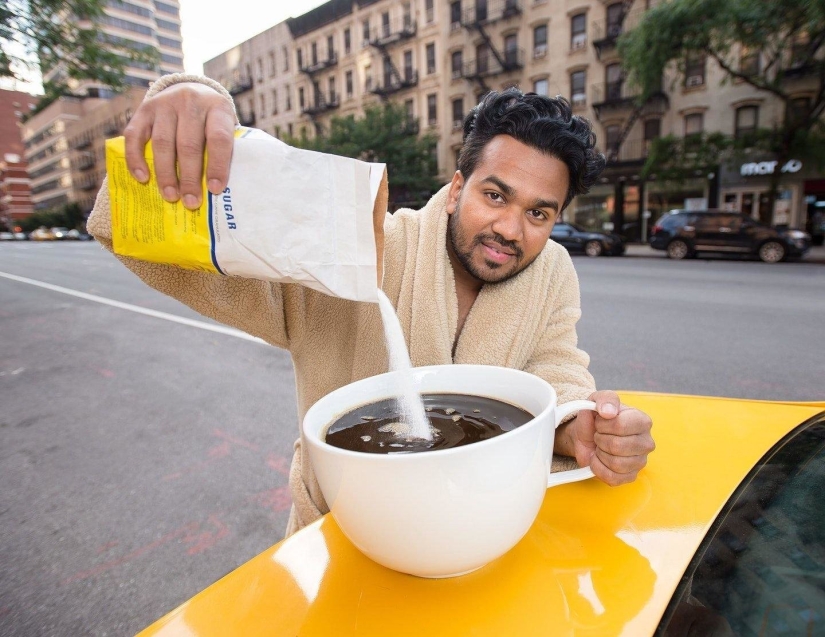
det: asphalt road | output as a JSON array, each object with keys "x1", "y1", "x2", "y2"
[{"x1": 0, "y1": 241, "x2": 823, "y2": 636}]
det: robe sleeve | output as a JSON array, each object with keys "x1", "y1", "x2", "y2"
[
  {"x1": 86, "y1": 73, "x2": 300, "y2": 350},
  {"x1": 523, "y1": 251, "x2": 596, "y2": 406}
]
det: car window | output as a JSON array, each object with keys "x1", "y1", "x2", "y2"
[
  {"x1": 657, "y1": 413, "x2": 825, "y2": 636},
  {"x1": 552, "y1": 224, "x2": 572, "y2": 235},
  {"x1": 661, "y1": 214, "x2": 689, "y2": 229},
  {"x1": 694, "y1": 214, "x2": 721, "y2": 232},
  {"x1": 718, "y1": 214, "x2": 741, "y2": 232}
]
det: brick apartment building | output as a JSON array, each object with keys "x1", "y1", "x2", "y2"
[
  {"x1": 0, "y1": 90, "x2": 39, "y2": 225},
  {"x1": 204, "y1": 0, "x2": 823, "y2": 238}
]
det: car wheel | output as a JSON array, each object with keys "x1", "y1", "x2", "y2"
[
  {"x1": 758, "y1": 241, "x2": 785, "y2": 263},
  {"x1": 666, "y1": 240, "x2": 690, "y2": 260},
  {"x1": 584, "y1": 240, "x2": 603, "y2": 257}
]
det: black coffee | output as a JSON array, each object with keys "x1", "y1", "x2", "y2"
[{"x1": 324, "y1": 393, "x2": 533, "y2": 454}]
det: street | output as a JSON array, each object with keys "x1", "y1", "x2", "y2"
[{"x1": 1, "y1": 241, "x2": 823, "y2": 636}]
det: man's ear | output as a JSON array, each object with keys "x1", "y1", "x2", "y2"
[{"x1": 447, "y1": 171, "x2": 464, "y2": 215}]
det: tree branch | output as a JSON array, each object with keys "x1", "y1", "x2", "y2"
[{"x1": 706, "y1": 48, "x2": 788, "y2": 100}]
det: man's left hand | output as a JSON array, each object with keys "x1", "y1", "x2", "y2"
[{"x1": 557, "y1": 390, "x2": 655, "y2": 486}]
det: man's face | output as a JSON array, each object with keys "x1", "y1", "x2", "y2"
[{"x1": 447, "y1": 135, "x2": 569, "y2": 284}]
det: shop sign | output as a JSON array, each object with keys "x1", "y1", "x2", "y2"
[{"x1": 740, "y1": 159, "x2": 802, "y2": 176}]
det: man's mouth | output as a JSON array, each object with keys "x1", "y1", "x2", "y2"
[{"x1": 479, "y1": 240, "x2": 516, "y2": 264}]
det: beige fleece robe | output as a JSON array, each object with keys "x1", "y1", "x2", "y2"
[{"x1": 88, "y1": 73, "x2": 596, "y2": 538}]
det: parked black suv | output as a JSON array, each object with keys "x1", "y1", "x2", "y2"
[
  {"x1": 551, "y1": 223, "x2": 626, "y2": 257},
  {"x1": 649, "y1": 210, "x2": 810, "y2": 263}
]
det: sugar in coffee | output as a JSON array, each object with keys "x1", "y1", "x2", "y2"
[{"x1": 324, "y1": 393, "x2": 533, "y2": 454}]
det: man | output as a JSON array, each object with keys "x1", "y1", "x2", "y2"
[{"x1": 88, "y1": 74, "x2": 654, "y2": 537}]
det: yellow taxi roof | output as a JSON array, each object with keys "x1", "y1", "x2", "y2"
[{"x1": 139, "y1": 392, "x2": 824, "y2": 637}]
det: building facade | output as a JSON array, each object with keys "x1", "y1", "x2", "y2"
[
  {"x1": 0, "y1": 90, "x2": 39, "y2": 224},
  {"x1": 203, "y1": 0, "x2": 821, "y2": 235},
  {"x1": 23, "y1": 0, "x2": 184, "y2": 217}
]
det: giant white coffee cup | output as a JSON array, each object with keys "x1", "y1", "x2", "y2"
[{"x1": 303, "y1": 364, "x2": 597, "y2": 578}]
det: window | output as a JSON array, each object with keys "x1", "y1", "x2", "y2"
[
  {"x1": 426, "y1": 0, "x2": 435, "y2": 23},
  {"x1": 297, "y1": 49, "x2": 303, "y2": 70},
  {"x1": 269, "y1": 51, "x2": 276, "y2": 77},
  {"x1": 533, "y1": 24, "x2": 548, "y2": 58},
  {"x1": 450, "y1": 1, "x2": 462, "y2": 28},
  {"x1": 299, "y1": 87, "x2": 305, "y2": 109},
  {"x1": 451, "y1": 50, "x2": 463, "y2": 78},
  {"x1": 644, "y1": 118, "x2": 660, "y2": 153},
  {"x1": 426, "y1": 43, "x2": 436, "y2": 74},
  {"x1": 735, "y1": 105, "x2": 758, "y2": 138},
  {"x1": 684, "y1": 112, "x2": 704, "y2": 136},
  {"x1": 476, "y1": 0, "x2": 488, "y2": 22},
  {"x1": 788, "y1": 96, "x2": 810, "y2": 125},
  {"x1": 365, "y1": 64, "x2": 372, "y2": 90},
  {"x1": 404, "y1": 50, "x2": 414, "y2": 81},
  {"x1": 285, "y1": 85, "x2": 292, "y2": 110},
  {"x1": 427, "y1": 93, "x2": 437, "y2": 126},
  {"x1": 346, "y1": 70, "x2": 354, "y2": 97},
  {"x1": 288, "y1": 123, "x2": 293, "y2": 138},
  {"x1": 383, "y1": 57, "x2": 393, "y2": 88},
  {"x1": 605, "y1": 63, "x2": 623, "y2": 100},
  {"x1": 329, "y1": 76, "x2": 336, "y2": 102},
  {"x1": 570, "y1": 70, "x2": 586, "y2": 105},
  {"x1": 571, "y1": 13, "x2": 587, "y2": 50},
  {"x1": 404, "y1": 98, "x2": 414, "y2": 121},
  {"x1": 344, "y1": 28, "x2": 351, "y2": 54},
  {"x1": 657, "y1": 419, "x2": 825, "y2": 635},
  {"x1": 476, "y1": 42, "x2": 490, "y2": 74},
  {"x1": 452, "y1": 98, "x2": 465, "y2": 129},
  {"x1": 256, "y1": 58, "x2": 263, "y2": 81},
  {"x1": 685, "y1": 53, "x2": 706, "y2": 87},
  {"x1": 504, "y1": 34, "x2": 518, "y2": 66},
  {"x1": 739, "y1": 47, "x2": 760, "y2": 76},
  {"x1": 282, "y1": 46, "x2": 289, "y2": 71},
  {"x1": 259, "y1": 94, "x2": 265, "y2": 116},
  {"x1": 362, "y1": 19, "x2": 370, "y2": 45},
  {"x1": 328, "y1": 35, "x2": 335, "y2": 59},
  {"x1": 533, "y1": 78, "x2": 549, "y2": 96},
  {"x1": 605, "y1": 124, "x2": 620, "y2": 155},
  {"x1": 606, "y1": 3, "x2": 624, "y2": 38},
  {"x1": 311, "y1": 42, "x2": 318, "y2": 65},
  {"x1": 381, "y1": 11, "x2": 390, "y2": 38},
  {"x1": 271, "y1": 89, "x2": 278, "y2": 114}
]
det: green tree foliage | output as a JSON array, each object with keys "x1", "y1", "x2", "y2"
[
  {"x1": 618, "y1": 0, "x2": 825, "y2": 223},
  {"x1": 290, "y1": 103, "x2": 440, "y2": 209},
  {"x1": 17, "y1": 202, "x2": 84, "y2": 232},
  {"x1": 2, "y1": 1, "x2": 158, "y2": 107}
]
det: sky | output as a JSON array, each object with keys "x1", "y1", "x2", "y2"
[{"x1": 180, "y1": 0, "x2": 329, "y2": 75}]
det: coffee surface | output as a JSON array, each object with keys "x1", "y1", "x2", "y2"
[{"x1": 324, "y1": 394, "x2": 533, "y2": 454}]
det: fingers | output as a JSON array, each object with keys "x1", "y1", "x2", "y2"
[
  {"x1": 176, "y1": 101, "x2": 208, "y2": 209},
  {"x1": 149, "y1": 112, "x2": 181, "y2": 203},
  {"x1": 123, "y1": 110, "x2": 152, "y2": 184},
  {"x1": 590, "y1": 453, "x2": 643, "y2": 486},
  {"x1": 590, "y1": 405, "x2": 655, "y2": 486},
  {"x1": 204, "y1": 108, "x2": 236, "y2": 194},
  {"x1": 589, "y1": 390, "x2": 620, "y2": 419}
]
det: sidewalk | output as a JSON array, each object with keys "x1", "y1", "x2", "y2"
[{"x1": 624, "y1": 243, "x2": 825, "y2": 264}]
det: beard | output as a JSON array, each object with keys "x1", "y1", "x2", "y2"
[{"x1": 447, "y1": 196, "x2": 538, "y2": 284}]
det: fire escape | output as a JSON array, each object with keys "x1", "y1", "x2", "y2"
[
  {"x1": 300, "y1": 47, "x2": 340, "y2": 126},
  {"x1": 460, "y1": 0, "x2": 524, "y2": 92},
  {"x1": 368, "y1": 16, "x2": 418, "y2": 99}
]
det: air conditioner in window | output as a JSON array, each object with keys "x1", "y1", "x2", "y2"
[
  {"x1": 533, "y1": 45, "x2": 547, "y2": 59},
  {"x1": 453, "y1": 119, "x2": 464, "y2": 131},
  {"x1": 572, "y1": 93, "x2": 587, "y2": 106},
  {"x1": 428, "y1": 118, "x2": 438, "y2": 128},
  {"x1": 452, "y1": 69, "x2": 462, "y2": 79},
  {"x1": 571, "y1": 34, "x2": 587, "y2": 50},
  {"x1": 450, "y1": 21, "x2": 462, "y2": 32},
  {"x1": 685, "y1": 75, "x2": 704, "y2": 87},
  {"x1": 362, "y1": 39, "x2": 371, "y2": 48}
]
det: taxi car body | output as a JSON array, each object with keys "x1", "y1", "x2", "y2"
[{"x1": 139, "y1": 393, "x2": 825, "y2": 636}]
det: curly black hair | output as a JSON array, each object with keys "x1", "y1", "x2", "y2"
[{"x1": 458, "y1": 89, "x2": 606, "y2": 211}]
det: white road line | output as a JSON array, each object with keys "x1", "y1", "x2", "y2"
[{"x1": 0, "y1": 270, "x2": 268, "y2": 346}]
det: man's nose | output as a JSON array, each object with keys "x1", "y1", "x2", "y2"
[{"x1": 490, "y1": 205, "x2": 523, "y2": 243}]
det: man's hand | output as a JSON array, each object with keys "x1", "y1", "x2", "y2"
[
  {"x1": 123, "y1": 82, "x2": 236, "y2": 210},
  {"x1": 556, "y1": 390, "x2": 654, "y2": 486}
]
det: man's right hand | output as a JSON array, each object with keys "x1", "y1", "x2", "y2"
[{"x1": 123, "y1": 82, "x2": 237, "y2": 210}]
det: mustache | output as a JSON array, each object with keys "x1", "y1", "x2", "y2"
[{"x1": 472, "y1": 233, "x2": 523, "y2": 260}]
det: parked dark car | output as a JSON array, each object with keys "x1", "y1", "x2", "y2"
[
  {"x1": 649, "y1": 210, "x2": 810, "y2": 263},
  {"x1": 551, "y1": 222, "x2": 625, "y2": 257}
]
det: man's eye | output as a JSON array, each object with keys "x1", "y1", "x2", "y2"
[
  {"x1": 528, "y1": 210, "x2": 546, "y2": 220},
  {"x1": 487, "y1": 192, "x2": 503, "y2": 203}
]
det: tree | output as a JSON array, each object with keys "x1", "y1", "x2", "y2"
[
  {"x1": 290, "y1": 103, "x2": 440, "y2": 209},
  {"x1": 2, "y1": 1, "x2": 158, "y2": 106},
  {"x1": 619, "y1": 0, "x2": 825, "y2": 224}
]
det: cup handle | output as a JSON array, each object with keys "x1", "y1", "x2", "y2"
[{"x1": 547, "y1": 399, "x2": 597, "y2": 487}]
